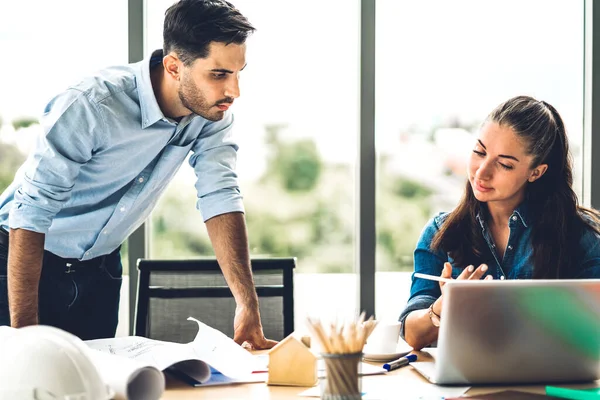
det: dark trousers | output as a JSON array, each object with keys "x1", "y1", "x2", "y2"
[{"x1": 0, "y1": 230, "x2": 122, "y2": 340}]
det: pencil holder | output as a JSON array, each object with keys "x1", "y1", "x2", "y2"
[{"x1": 319, "y1": 352, "x2": 362, "y2": 400}]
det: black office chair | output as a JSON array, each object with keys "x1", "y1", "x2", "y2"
[{"x1": 134, "y1": 257, "x2": 295, "y2": 343}]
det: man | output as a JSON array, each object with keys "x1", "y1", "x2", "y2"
[{"x1": 0, "y1": 0, "x2": 277, "y2": 349}]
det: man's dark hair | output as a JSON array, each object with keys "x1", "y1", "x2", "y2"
[{"x1": 163, "y1": 0, "x2": 255, "y2": 65}]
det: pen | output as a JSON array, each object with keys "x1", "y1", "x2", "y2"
[
  {"x1": 414, "y1": 272, "x2": 504, "y2": 282},
  {"x1": 413, "y1": 273, "x2": 453, "y2": 283},
  {"x1": 383, "y1": 354, "x2": 417, "y2": 371}
]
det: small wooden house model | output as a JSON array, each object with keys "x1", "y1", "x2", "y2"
[{"x1": 267, "y1": 334, "x2": 318, "y2": 386}]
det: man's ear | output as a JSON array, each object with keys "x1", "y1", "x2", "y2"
[
  {"x1": 163, "y1": 53, "x2": 181, "y2": 81},
  {"x1": 528, "y1": 164, "x2": 548, "y2": 182}
]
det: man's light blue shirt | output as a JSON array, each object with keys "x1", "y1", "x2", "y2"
[{"x1": 0, "y1": 50, "x2": 244, "y2": 260}]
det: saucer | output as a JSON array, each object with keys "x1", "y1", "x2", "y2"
[{"x1": 362, "y1": 350, "x2": 411, "y2": 362}]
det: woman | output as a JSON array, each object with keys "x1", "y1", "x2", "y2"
[{"x1": 400, "y1": 96, "x2": 600, "y2": 350}]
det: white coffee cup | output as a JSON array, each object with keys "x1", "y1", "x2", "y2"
[{"x1": 363, "y1": 321, "x2": 402, "y2": 354}]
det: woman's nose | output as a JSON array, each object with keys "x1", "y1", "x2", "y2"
[{"x1": 476, "y1": 160, "x2": 493, "y2": 180}]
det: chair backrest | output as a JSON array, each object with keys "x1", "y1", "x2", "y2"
[{"x1": 134, "y1": 257, "x2": 295, "y2": 343}]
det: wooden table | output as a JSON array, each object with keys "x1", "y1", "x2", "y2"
[{"x1": 161, "y1": 350, "x2": 600, "y2": 399}]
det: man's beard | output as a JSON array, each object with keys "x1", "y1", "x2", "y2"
[{"x1": 178, "y1": 76, "x2": 232, "y2": 122}]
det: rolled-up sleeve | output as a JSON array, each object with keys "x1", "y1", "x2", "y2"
[
  {"x1": 190, "y1": 113, "x2": 244, "y2": 221},
  {"x1": 399, "y1": 213, "x2": 449, "y2": 340},
  {"x1": 8, "y1": 90, "x2": 105, "y2": 233}
]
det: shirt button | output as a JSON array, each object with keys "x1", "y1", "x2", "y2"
[
  {"x1": 500, "y1": 276, "x2": 505, "y2": 280},
  {"x1": 120, "y1": 207, "x2": 126, "y2": 212},
  {"x1": 103, "y1": 230, "x2": 108, "y2": 235},
  {"x1": 85, "y1": 251, "x2": 90, "y2": 257},
  {"x1": 512, "y1": 216, "x2": 518, "y2": 221},
  {"x1": 138, "y1": 177, "x2": 145, "y2": 183},
  {"x1": 508, "y1": 245, "x2": 513, "y2": 250}
]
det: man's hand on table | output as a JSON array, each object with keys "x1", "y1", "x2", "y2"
[{"x1": 233, "y1": 305, "x2": 278, "y2": 350}]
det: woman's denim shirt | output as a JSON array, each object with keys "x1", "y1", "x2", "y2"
[{"x1": 399, "y1": 202, "x2": 600, "y2": 339}]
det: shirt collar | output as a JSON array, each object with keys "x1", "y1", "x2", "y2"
[
  {"x1": 475, "y1": 200, "x2": 531, "y2": 229},
  {"x1": 135, "y1": 49, "x2": 166, "y2": 129},
  {"x1": 512, "y1": 201, "x2": 530, "y2": 228}
]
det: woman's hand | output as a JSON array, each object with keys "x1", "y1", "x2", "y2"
[{"x1": 432, "y1": 262, "x2": 493, "y2": 317}]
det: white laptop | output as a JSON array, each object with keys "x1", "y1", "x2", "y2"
[{"x1": 411, "y1": 279, "x2": 600, "y2": 385}]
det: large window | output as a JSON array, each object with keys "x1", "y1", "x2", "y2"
[
  {"x1": 2, "y1": 1, "x2": 586, "y2": 336},
  {"x1": 374, "y1": 0, "x2": 584, "y2": 320},
  {"x1": 146, "y1": 1, "x2": 361, "y2": 325}
]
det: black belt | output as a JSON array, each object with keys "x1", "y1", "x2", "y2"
[{"x1": 0, "y1": 227, "x2": 8, "y2": 247}]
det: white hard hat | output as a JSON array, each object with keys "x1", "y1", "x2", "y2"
[{"x1": 0, "y1": 325, "x2": 113, "y2": 400}]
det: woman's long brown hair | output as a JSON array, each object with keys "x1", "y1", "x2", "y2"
[{"x1": 431, "y1": 96, "x2": 600, "y2": 278}]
